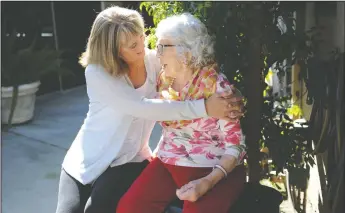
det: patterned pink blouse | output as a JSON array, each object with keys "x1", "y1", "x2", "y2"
[{"x1": 156, "y1": 65, "x2": 246, "y2": 167}]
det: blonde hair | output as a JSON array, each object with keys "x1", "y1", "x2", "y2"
[{"x1": 79, "y1": 6, "x2": 145, "y2": 76}]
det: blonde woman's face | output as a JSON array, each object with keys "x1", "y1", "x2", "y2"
[{"x1": 119, "y1": 33, "x2": 145, "y2": 64}]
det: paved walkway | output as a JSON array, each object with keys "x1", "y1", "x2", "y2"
[
  {"x1": 1, "y1": 85, "x2": 322, "y2": 213},
  {"x1": 1, "y1": 85, "x2": 162, "y2": 213}
]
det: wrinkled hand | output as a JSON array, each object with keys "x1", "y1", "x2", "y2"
[
  {"x1": 205, "y1": 85, "x2": 244, "y2": 122},
  {"x1": 176, "y1": 178, "x2": 213, "y2": 202}
]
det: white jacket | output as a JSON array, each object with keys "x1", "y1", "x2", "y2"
[{"x1": 62, "y1": 49, "x2": 208, "y2": 184}]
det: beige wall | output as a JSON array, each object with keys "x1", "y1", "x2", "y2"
[{"x1": 291, "y1": 3, "x2": 315, "y2": 121}]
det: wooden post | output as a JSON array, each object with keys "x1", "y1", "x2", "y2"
[
  {"x1": 243, "y1": 3, "x2": 264, "y2": 183},
  {"x1": 332, "y1": 3, "x2": 344, "y2": 213},
  {"x1": 50, "y1": 1, "x2": 63, "y2": 93}
]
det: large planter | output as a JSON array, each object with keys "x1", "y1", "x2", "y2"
[{"x1": 1, "y1": 81, "x2": 41, "y2": 124}]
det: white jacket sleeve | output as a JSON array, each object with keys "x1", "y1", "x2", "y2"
[{"x1": 85, "y1": 65, "x2": 208, "y2": 121}]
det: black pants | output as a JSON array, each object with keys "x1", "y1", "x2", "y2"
[{"x1": 55, "y1": 160, "x2": 149, "y2": 213}]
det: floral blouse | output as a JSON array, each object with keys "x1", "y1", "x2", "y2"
[{"x1": 156, "y1": 65, "x2": 246, "y2": 167}]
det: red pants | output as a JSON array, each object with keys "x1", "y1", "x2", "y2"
[{"x1": 117, "y1": 158, "x2": 245, "y2": 213}]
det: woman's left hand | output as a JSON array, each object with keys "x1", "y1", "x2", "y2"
[{"x1": 176, "y1": 177, "x2": 213, "y2": 202}]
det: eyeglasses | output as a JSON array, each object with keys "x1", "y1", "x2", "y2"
[{"x1": 156, "y1": 44, "x2": 176, "y2": 56}]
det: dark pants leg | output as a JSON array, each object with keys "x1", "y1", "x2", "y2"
[
  {"x1": 85, "y1": 160, "x2": 149, "y2": 213},
  {"x1": 56, "y1": 160, "x2": 149, "y2": 213}
]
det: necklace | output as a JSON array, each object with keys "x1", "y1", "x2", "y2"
[{"x1": 168, "y1": 77, "x2": 176, "y2": 89}]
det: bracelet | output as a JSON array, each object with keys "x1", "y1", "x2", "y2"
[{"x1": 213, "y1": 164, "x2": 228, "y2": 179}]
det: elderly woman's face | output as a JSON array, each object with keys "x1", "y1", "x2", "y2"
[
  {"x1": 156, "y1": 37, "x2": 181, "y2": 77},
  {"x1": 119, "y1": 33, "x2": 145, "y2": 64}
]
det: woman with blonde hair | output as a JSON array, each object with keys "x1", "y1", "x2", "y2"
[
  {"x1": 56, "y1": 6, "x2": 243, "y2": 213},
  {"x1": 117, "y1": 13, "x2": 246, "y2": 213}
]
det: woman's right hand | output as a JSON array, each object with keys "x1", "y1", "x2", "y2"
[{"x1": 205, "y1": 90, "x2": 244, "y2": 122}]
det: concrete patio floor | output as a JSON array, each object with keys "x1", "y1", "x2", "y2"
[
  {"x1": 1, "y1": 85, "x2": 321, "y2": 213},
  {"x1": 1, "y1": 85, "x2": 162, "y2": 213}
]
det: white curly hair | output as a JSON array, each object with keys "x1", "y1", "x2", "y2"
[{"x1": 155, "y1": 13, "x2": 215, "y2": 69}]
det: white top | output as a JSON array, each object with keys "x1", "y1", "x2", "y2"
[
  {"x1": 110, "y1": 68, "x2": 155, "y2": 167},
  {"x1": 62, "y1": 49, "x2": 208, "y2": 185}
]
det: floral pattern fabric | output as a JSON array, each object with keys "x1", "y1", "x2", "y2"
[{"x1": 156, "y1": 65, "x2": 246, "y2": 167}]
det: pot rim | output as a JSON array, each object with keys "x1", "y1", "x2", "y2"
[{"x1": 1, "y1": 81, "x2": 41, "y2": 92}]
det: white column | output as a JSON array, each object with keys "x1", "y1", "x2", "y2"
[
  {"x1": 101, "y1": 1, "x2": 106, "y2": 10},
  {"x1": 100, "y1": 1, "x2": 123, "y2": 10},
  {"x1": 305, "y1": 2, "x2": 315, "y2": 30},
  {"x1": 336, "y1": 2, "x2": 344, "y2": 53}
]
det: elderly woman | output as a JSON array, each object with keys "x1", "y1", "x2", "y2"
[
  {"x1": 117, "y1": 13, "x2": 246, "y2": 213},
  {"x1": 56, "y1": 6, "x2": 244, "y2": 213}
]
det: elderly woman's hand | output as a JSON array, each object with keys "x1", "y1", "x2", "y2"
[
  {"x1": 205, "y1": 86, "x2": 244, "y2": 122},
  {"x1": 176, "y1": 177, "x2": 213, "y2": 202}
]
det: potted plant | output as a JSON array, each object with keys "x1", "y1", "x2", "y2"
[{"x1": 1, "y1": 30, "x2": 72, "y2": 127}]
